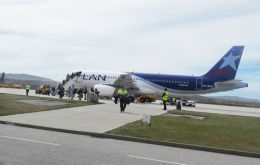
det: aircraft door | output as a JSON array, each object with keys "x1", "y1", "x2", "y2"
[{"x1": 196, "y1": 78, "x2": 203, "y2": 90}]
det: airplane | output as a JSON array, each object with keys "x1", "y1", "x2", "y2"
[{"x1": 62, "y1": 46, "x2": 248, "y2": 100}]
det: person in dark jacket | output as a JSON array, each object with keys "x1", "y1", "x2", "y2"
[
  {"x1": 83, "y1": 86, "x2": 88, "y2": 100},
  {"x1": 58, "y1": 86, "x2": 65, "y2": 99},
  {"x1": 113, "y1": 89, "x2": 119, "y2": 104},
  {"x1": 77, "y1": 88, "x2": 83, "y2": 101},
  {"x1": 176, "y1": 98, "x2": 182, "y2": 110},
  {"x1": 90, "y1": 87, "x2": 94, "y2": 93}
]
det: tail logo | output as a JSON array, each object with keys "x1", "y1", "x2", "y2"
[{"x1": 219, "y1": 53, "x2": 241, "y2": 71}]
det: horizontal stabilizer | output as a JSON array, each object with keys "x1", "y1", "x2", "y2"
[
  {"x1": 214, "y1": 79, "x2": 248, "y2": 90},
  {"x1": 214, "y1": 79, "x2": 241, "y2": 87}
]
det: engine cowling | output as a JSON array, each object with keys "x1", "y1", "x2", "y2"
[{"x1": 93, "y1": 84, "x2": 115, "y2": 97}]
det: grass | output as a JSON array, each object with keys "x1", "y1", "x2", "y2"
[
  {"x1": 0, "y1": 94, "x2": 91, "y2": 116},
  {"x1": 107, "y1": 110, "x2": 260, "y2": 153}
]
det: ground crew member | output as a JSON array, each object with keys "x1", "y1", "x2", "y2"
[
  {"x1": 118, "y1": 87, "x2": 128, "y2": 112},
  {"x1": 25, "y1": 83, "x2": 30, "y2": 96},
  {"x1": 162, "y1": 88, "x2": 169, "y2": 110}
]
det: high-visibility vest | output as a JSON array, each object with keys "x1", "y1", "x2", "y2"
[
  {"x1": 118, "y1": 89, "x2": 128, "y2": 95},
  {"x1": 26, "y1": 84, "x2": 30, "y2": 90},
  {"x1": 162, "y1": 91, "x2": 169, "y2": 101}
]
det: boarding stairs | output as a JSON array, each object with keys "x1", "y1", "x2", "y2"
[{"x1": 62, "y1": 76, "x2": 84, "y2": 90}]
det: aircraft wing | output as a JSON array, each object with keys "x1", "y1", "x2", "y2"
[{"x1": 106, "y1": 73, "x2": 139, "y2": 90}]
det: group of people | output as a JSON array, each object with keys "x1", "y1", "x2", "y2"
[
  {"x1": 66, "y1": 85, "x2": 88, "y2": 100},
  {"x1": 162, "y1": 88, "x2": 182, "y2": 110},
  {"x1": 25, "y1": 82, "x2": 129, "y2": 112},
  {"x1": 50, "y1": 84, "x2": 99, "y2": 101},
  {"x1": 77, "y1": 87, "x2": 88, "y2": 101},
  {"x1": 25, "y1": 82, "x2": 178, "y2": 112},
  {"x1": 115, "y1": 87, "x2": 180, "y2": 112},
  {"x1": 56, "y1": 84, "x2": 88, "y2": 100},
  {"x1": 90, "y1": 87, "x2": 100, "y2": 97}
]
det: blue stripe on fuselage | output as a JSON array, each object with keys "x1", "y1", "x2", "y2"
[
  {"x1": 131, "y1": 72, "x2": 217, "y2": 92},
  {"x1": 132, "y1": 72, "x2": 197, "y2": 91}
]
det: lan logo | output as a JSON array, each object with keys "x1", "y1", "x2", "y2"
[{"x1": 83, "y1": 74, "x2": 107, "y2": 81}]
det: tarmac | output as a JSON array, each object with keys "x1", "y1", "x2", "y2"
[
  {"x1": 0, "y1": 88, "x2": 167, "y2": 133},
  {"x1": 0, "y1": 101, "x2": 167, "y2": 133},
  {"x1": 1, "y1": 88, "x2": 260, "y2": 157},
  {"x1": 0, "y1": 88, "x2": 259, "y2": 134},
  {"x1": 1, "y1": 88, "x2": 260, "y2": 117}
]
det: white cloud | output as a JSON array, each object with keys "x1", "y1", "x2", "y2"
[
  {"x1": 0, "y1": 0, "x2": 259, "y2": 98},
  {"x1": 0, "y1": 0, "x2": 45, "y2": 5}
]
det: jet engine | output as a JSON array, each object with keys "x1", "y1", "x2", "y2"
[{"x1": 93, "y1": 84, "x2": 115, "y2": 97}]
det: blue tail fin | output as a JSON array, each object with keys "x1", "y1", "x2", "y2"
[{"x1": 203, "y1": 46, "x2": 244, "y2": 81}]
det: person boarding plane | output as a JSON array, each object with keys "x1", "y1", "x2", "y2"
[{"x1": 62, "y1": 46, "x2": 248, "y2": 100}]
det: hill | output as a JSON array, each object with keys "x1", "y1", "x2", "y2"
[
  {"x1": 5, "y1": 73, "x2": 56, "y2": 82},
  {"x1": 0, "y1": 72, "x2": 59, "y2": 89}
]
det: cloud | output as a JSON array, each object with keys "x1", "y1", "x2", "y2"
[
  {"x1": 0, "y1": 0, "x2": 259, "y2": 98},
  {"x1": 0, "y1": 0, "x2": 45, "y2": 5},
  {"x1": 0, "y1": 28, "x2": 33, "y2": 36}
]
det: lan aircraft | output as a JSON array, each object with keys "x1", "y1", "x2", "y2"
[{"x1": 63, "y1": 46, "x2": 248, "y2": 98}]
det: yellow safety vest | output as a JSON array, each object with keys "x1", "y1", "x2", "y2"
[
  {"x1": 162, "y1": 91, "x2": 169, "y2": 101},
  {"x1": 118, "y1": 89, "x2": 128, "y2": 95},
  {"x1": 26, "y1": 84, "x2": 30, "y2": 90}
]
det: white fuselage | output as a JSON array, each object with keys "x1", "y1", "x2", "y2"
[{"x1": 62, "y1": 70, "x2": 247, "y2": 99}]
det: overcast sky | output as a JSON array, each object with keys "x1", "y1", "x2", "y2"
[{"x1": 0, "y1": 0, "x2": 259, "y2": 99}]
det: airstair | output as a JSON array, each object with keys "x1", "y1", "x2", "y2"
[{"x1": 62, "y1": 72, "x2": 84, "y2": 90}]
